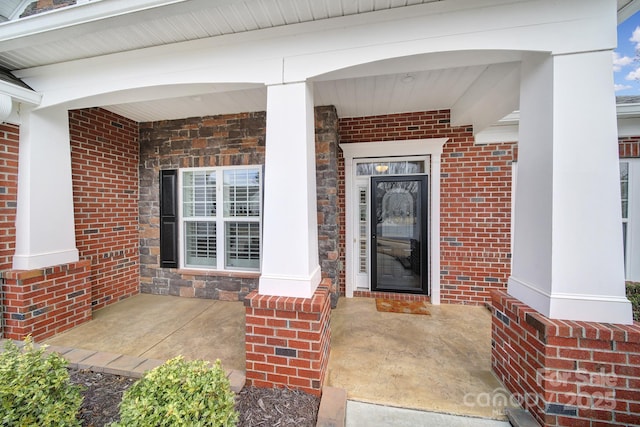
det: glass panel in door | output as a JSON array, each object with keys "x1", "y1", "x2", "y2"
[{"x1": 371, "y1": 175, "x2": 428, "y2": 294}]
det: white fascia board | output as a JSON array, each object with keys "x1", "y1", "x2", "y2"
[
  {"x1": 476, "y1": 103, "x2": 640, "y2": 143},
  {"x1": 618, "y1": 0, "x2": 640, "y2": 23},
  {"x1": 0, "y1": 0, "x2": 237, "y2": 51},
  {"x1": 618, "y1": 117, "x2": 640, "y2": 137},
  {"x1": 7, "y1": 0, "x2": 32, "y2": 21},
  {"x1": 283, "y1": 0, "x2": 617, "y2": 82},
  {"x1": 0, "y1": 0, "x2": 181, "y2": 41},
  {"x1": 0, "y1": 80, "x2": 41, "y2": 105},
  {"x1": 474, "y1": 124, "x2": 519, "y2": 145},
  {"x1": 616, "y1": 102, "x2": 640, "y2": 118}
]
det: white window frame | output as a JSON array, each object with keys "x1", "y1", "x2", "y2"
[
  {"x1": 622, "y1": 159, "x2": 640, "y2": 282},
  {"x1": 178, "y1": 165, "x2": 262, "y2": 272}
]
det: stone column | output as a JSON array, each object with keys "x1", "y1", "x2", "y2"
[
  {"x1": 509, "y1": 51, "x2": 632, "y2": 324},
  {"x1": 13, "y1": 107, "x2": 79, "y2": 270}
]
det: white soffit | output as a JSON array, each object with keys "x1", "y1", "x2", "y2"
[
  {"x1": 0, "y1": 0, "x2": 633, "y2": 124},
  {"x1": 0, "y1": 0, "x2": 445, "y2": 70}
]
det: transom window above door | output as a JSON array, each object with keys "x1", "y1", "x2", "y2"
[{"x1": 356, "y1": 160, "x2": 425, "y2": 176}]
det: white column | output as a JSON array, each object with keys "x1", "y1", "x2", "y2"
[
  {"x1": 13, "y1": 107, "x2": 79, "y2": 270},
  {"x1": 508, "y1": 51, "x2": 633, "y2": 324},
  {"x1": 259, "y1": 82, "x2": 321, "y2": 298}
]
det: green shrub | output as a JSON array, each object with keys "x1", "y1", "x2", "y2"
[
  {"x1": 0, "y1": 336, "x2": 83, "y2": 426},
  {"x1": 627, "y1": 281, "x2": 640, "y2": 322},
  {"x1": 111, "y1": 356, "x2": 238, "y2": 427}
]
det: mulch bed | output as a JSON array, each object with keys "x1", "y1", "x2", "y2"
[{"x1": 68, "y1": 369, "x2": 320, "y2": 427}]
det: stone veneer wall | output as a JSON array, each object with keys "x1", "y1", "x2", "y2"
[
  {"x1": 139, "y1": 112, "x2": 266, "y2": 300},
  {"x1": 492, "y1": 291, "x2": 640, "y2": 426},
  {"x1": 138, "y1": 108, "x2": 340, "y2": 301},
  {"x1": 315, "y1": 106, "x2": 341, "y2": 305}
]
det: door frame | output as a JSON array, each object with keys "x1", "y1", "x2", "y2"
[
  {"x1": 340, "y1": 138, "x2": 448, "y2": 303},
  {"x1": 371, "y1": 174, "x2": 429, "y2": 294}
]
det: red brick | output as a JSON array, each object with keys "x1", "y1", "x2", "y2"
[
  {"x1": 491, "y1": 292, "x2": 640, "y2": 427},
  {"x1": 274, "y1": 366, "x2": 297, "y2": 377},
  {"x1": 288, "y1": 377, "x2": 311, "y2": 388},
  {"x1": 2, "y1": 261, "x2": 91, "y2": 341},
  {"x1": 266, "y1": 355, "x2": 289, "y2": 366},
  {"x1": 579, "y1": 339, "x2": 613, "y2": 350},
  {"x1": 615, "y1": 413, "x2": 640, "y2": 425},
  {"x1": 615, "y1": 365, "x2": 640, "y2": 377},
  {"x1": 592, "y1": 351, "x2": 627, "y2": 364}
]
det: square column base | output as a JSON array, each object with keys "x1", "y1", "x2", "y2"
[
  {"x1": 245, "y1": 282, "x2": 331, "y2": 396},
  {"x1": 491, "y1": 290, "x2": 640, "y2": 426}
]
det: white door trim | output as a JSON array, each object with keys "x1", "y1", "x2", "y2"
[{"x1": 340, "y1": 138, "x2": 448, "y2": 303}]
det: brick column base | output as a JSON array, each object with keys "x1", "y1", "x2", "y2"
[
  {"x1": 245, "y1": 284, "x2": 331, "y2": 396},
  {"x1": 1, "y1": 260, "x2": 92, "y2": 341},
  {"x1": 491, "y1": 290, "x2": 640, "y2": 427}
]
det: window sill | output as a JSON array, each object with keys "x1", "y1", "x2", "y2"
[{"x1": 174, "y1": 268, "x2": 261, "y2": 279}]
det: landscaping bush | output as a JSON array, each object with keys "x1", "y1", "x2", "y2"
[
  {"x1": 0, "y1": 337, "x2": 83, "y2": 426},
  {"x1": 111, "y1": 356, "x2": 238, "y2": 427},
  {"x1": 627, "y1": 281, "x2": 640, "y2": 322}
]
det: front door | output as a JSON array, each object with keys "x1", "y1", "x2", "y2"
[{"x1": 371, "y1": 175, "x2": 428, "y2": 294}]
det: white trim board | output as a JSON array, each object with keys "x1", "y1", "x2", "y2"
[{"x1": 340, "y1": 138, "x2": 448, "y2": 303}]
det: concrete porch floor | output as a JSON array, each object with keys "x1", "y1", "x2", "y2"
[
  {"x1": 43, "y1": 293, "x2": 511, "y2": 421},
  {"x1": 327, "y1": 298, "x2": 513, "y2": 421},
  {"x1": 44, "y1": 293, "x2": 246, "y2": 371}
]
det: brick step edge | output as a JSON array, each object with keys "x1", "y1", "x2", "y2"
[
  {"x1": 0, "y1": 339, "x2": 246, "y2": 393},
  {"x1": 317, "y1": 386, "x2": 347, "y2": 427},
  {"x1": 505, "y1": 408, "x2": 541, "y2": 427}
]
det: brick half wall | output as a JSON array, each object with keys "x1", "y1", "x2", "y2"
[
  {"x1": 245, "y1": 283, "x2": 331, "y2": 396},
  {"x1": 491, "y1": 290, "x2": 640, "y2": 426},
  {"x1": 1, "y1": 260, "x2": 91, "y2": 341}
]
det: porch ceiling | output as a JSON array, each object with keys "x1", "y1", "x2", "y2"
[{"x1": 0, "y1": 0, "x2": 638, "y2": 124}]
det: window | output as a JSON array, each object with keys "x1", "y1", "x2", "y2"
[
  {"x1": 180, "y1": 166, "x2": 262, "y2": 271},
  {"x1": 621, "y1": 162, "x2": 629, "y2": 270},
  {"x1": 621, "y1": 159, "x2": 639, "y2": 281}
]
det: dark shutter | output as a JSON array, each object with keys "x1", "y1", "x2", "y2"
[{"x1": 159, "y1": 169, "x2": 179, "y2": 268}]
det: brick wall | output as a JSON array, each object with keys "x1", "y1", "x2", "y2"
[
  {"x1": 69, "y1": 108, "x2": 140, "y2": 310},
  {"x1": 245, "y1": 282, "x2": 331, "y2": 396},
  {"x1": 492, "y1": 290, "x2": 640, "y2": 426},
  {"x1": 1, "y1": 260, "x2": 91, "y2": 341},
  {"x1": 0, "y1": 123, "x2": 18, "y2": 271},
  {"x1": 339, "y1": 110, "x2": 515, "y2": 305}
]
